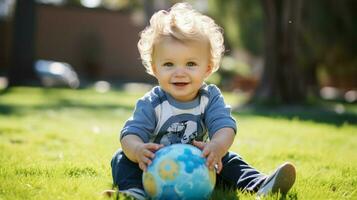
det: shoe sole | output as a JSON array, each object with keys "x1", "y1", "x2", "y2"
[{"x1": 271, "y1": 162, "x2": 296, "y2": 194}]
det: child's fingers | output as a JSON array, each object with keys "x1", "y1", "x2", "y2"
[
  {"x1": 138, "y1": 161, "x2": 147, "y2": 172},
  {"x1": 143, "y1": 149, "x2": 155, "y2": 159},
  {"x1": 145, "y1": 143, "x2": 164, "y2": 151},
  {"x1": 216, "y1": 160, "x2": 223, "y2": 174},
  {"x1": 205, "y1": 153, "x2": 222, "y2": 173},
  {"x1": 139, "y1": 156, "x2": 153, "y2": 169},
  {"x1": 201, "y1": 146, "x2": 211, "y2": 158},
  {"x1": 146, "y1": 159, "x2": 152, "y2": 166},
  {"x1": 192, "y1": 140, "x2": 205, "y2": 150},
  {"x1": 206, "y1": 153, "x2": 217, "y2": 169},
  {"x1": 155, "y1": 144, "x2": 164, "y2": 152}
]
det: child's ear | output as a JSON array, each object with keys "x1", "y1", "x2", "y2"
[
  {"x1": 205, "y1": 63, "x2": 213, "y2": 77},
  {"x1": 151, "y1": 63, "x2": 158, "y2": 76}
]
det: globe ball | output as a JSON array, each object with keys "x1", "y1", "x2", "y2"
[{"x1": 142, "y1": 144, "x2": 216, "y2": 200}]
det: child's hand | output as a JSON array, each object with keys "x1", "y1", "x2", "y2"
[
  {"x1": 134, "y1": 143, "x2": 163, "y2": 172},
  {"x1": 192, "y1": 140, "x2": 224, "y2": 174}
]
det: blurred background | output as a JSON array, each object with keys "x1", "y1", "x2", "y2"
[{"x1": 0, "y1": 0, "x2": 356, "y2": 105}]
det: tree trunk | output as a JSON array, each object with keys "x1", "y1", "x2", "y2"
[
  {"x1": 143, "y1": 0, "x2": 155, "y2": 25},
  {"x1": 8, "y1": 0, "x2": 37, "y2": 86},
  {"x1": 253, "y1": 0, "x2": 305, "y2": 104}
]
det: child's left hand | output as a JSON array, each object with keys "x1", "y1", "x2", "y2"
[{"x1": 192, "y1": 140, "x2": 224, "y2": 174}]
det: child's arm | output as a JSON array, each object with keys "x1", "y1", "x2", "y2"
[
  {"x1": 193, "y1": 127, "x2": 235, "y2": 174},
  {"x1": 121, "y1": 135, "x2": 163, "y2": 171}
]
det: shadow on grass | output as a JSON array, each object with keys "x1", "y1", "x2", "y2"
[
  {"x1": 0, "y1": 96, "x2": 135, "y2": 117},
  {"x1": 0, "y1": 101, "x2": 135, "y2": 116},
  {"x1": 0, "y1": 86, "x2": 140, "y2": 116},
  {"x1": 1, "y1": 87, "x2": 356, "y2": 126},
  {"x1": 234, "y1": 104, "x2": 357, "y2": 126}
]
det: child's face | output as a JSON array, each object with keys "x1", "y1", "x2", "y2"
[{"x1": 152, "y1": 37, "x2": 212, "y2": 102}]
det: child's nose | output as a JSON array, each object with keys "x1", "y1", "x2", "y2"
[{"x1": 173, "y1": 66, "x2": 186, "y2": 76}]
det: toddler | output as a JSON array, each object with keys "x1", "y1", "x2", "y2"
[{"x1": 109, "y1": 3, "x2": 296, "y2": 199}]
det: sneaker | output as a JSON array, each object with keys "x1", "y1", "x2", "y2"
[
  {"x1": 119, "y1": 188, "x2": 147, "y2": 200},
  {"x1": 257, "y1": 162, "x2": 296, "y2": 196}
]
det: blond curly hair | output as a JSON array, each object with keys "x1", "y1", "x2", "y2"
[{"x1": 137, "y1": 2, "x2": 225, "y2": 76}]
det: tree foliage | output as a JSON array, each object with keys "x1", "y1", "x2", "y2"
[
  {"x1": 300, "y1": 0, "x2": 357, "y2": 90},
  {"x1": 209, "y1": 0, "x2": 305, "y2": 104},
  {"x1": 208, "y1": 0, "x2": 357, "y2": 104},
  {"x1": 208, "y1": 0, "x2": 263, "y2": 55}
]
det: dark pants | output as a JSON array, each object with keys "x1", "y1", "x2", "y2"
[{"x1": 111, "y1": 149, "x2": 266, "y2": 192}]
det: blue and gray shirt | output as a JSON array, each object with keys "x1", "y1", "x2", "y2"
[{"x1": 120, "y1": 84, "x2": 236, "y2": 146}]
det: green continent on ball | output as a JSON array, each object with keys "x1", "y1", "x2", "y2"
[
  {"x1": 142, "y1": 172, "x2": 157, "y2": 197},
  {"x1": 158, "y1": 159, "x2": 180, "y2": 180}
]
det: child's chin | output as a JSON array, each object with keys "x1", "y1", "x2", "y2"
[{"x1": 173, "y1": 94, "x2": 197, "y2": 102}]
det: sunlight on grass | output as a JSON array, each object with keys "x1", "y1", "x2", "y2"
[{"x1": 0, "y1": 86, "x2": 356, "y2": 200}]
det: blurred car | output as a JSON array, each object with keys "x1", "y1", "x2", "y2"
[{"x1": 35, "y1": 60, "x2": 80, "y2": 88}]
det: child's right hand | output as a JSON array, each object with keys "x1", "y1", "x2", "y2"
[{"x1": 134, "y1": 142, "x2": 163, "y2": 171}]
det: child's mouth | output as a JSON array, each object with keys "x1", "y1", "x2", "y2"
[{"x1": 172, "y1": 82, "x2": 189, "y2": 87}]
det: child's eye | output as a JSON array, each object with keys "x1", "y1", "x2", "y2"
[
  {"x1": 187, "y1": 62, "x2": 197, "y2": 67},
  {"x1": 163, "y1": 62, "x2": 174, "y2": 67}
]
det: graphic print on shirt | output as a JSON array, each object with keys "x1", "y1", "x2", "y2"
[{"x1": 156, "y1": 114, "x2": 206, "y2": 145}]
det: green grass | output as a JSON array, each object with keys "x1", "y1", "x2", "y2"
[{"x1": 0, "y1": 86, "x2": 356, "y2": 200}]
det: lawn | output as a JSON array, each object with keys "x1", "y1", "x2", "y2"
[{"x1": 0, "y1": 86, "x2": 356, "y2": 200}]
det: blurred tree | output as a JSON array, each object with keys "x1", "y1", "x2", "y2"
[
  {"x1": 143, "y1": 0, "x2": 154, "y2": 23},
  {"x1": 210, "y1": 0, "x2": 357, "y2": 104},
  {"x1": 209, "y1": 0, "x2": 305, "y2": 104},
  {"x1": 254, "y1": 0, "x2": 305, "y2": 104},
  {"x1": 8, "y1": 0, "x2": 38, "y2": 86},
  {"x1": 300, "y1": 0, "x2": 357, "y2": 92},
  {"x1": 208, "y1": 0, "x2": 263, "y2": 55}
]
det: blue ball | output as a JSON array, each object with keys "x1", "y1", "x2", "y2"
[{"x1": 142, "y1": 144, "x2": 216, "y2": 200}]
